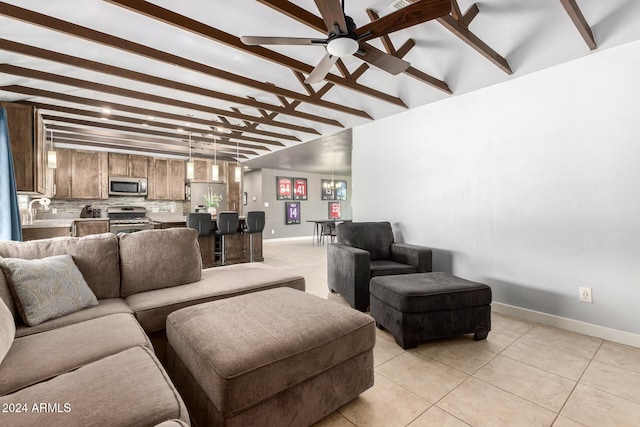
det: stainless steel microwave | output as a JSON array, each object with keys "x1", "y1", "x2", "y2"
[{"x1": 108, "y1": 177, "x2": 147, "y2": 196}]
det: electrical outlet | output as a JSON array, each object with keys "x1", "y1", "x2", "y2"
[{"x1": 579, "y1": 287, "x2": 592, "y2": 303}]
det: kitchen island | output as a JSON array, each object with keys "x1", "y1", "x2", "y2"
[
  {"x1": 21, "y1": 215, "x2": 262, "y2": 268},
  {"x1": 148, "y1": 214, "x2": 263, "y2": 268}
]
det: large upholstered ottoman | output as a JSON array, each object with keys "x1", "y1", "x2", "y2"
[
  {"x1": 370, "y1": 272, "x2": 492, "y2": 349},
  {"x1": 166, "y1": 287, "x2": 375, "y2": 426}
]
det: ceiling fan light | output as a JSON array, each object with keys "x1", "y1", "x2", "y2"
[{"x1": 327, "y1": 37, "x2": 358, "y2": 57}]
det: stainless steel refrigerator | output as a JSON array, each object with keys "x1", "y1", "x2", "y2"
[{"x1": 188, "y1": 182, "x2": 227, "y2": 213}]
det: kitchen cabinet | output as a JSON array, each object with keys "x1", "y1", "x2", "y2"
[
  {"x1": 53, "y1": 148, "x2": 108, "y2": 199},
  {"x1": 147, "y1": 157, "x2": 185, "y2": 200},
  {"x1": 1, "y1": 102, "x2": 48, "y2": 195},
  {"x1": 108, "y1": 153, "x2": 147, "y2": 178}
]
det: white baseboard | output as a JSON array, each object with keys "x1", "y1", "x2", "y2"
[
  {"x1": 492, "y1": 302, "x2": 640, "y2": 349},
  {"x1": 264, "y1": 235, "x2": 315, "y2": 243}
]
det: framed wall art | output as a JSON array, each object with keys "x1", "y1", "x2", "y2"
[
  {"x1": 321, "y1": 179, "x2": 334, "y2": 200},
  {"x1": 334, "y1": 180, "x2": 347, "y2": 200},
  {"x1": 328, "y1": 202, "x2": 341, "y2": 220},
  {"x1": 276, "y1": 176, "x2": 293, "y2": 200},
  {"x1": 285, "y1": 202, "x2": 301, "y2": 225},
  {"x1": 293, "y1": 178, "x2": 308, "y2": 200}
]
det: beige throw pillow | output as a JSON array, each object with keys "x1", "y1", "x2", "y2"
[
  {"x1": 0, "y1": 298, "x2": 15, "y2": 365},
  {"x1": 0, "y1": 254, "x2": 98, "y2": 326}
]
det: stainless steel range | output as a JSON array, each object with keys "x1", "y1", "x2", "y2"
[{"x1": 107, "y1": 206, "x2": 153, "y2": 234}]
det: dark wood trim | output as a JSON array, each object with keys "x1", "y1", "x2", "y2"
[
  {"x1": 559, "y1": 0, "x2": 596, "y2": 50},
  {"x1": 35, "y1": 104, "x2": 283, "y2": 147},
  {"x1": 1, "y1": 85, "x2": 302, "y2": 140},
  {"x1": 366, "y1": 8, "x2": 452, "y2": 94},
  {"x1": 43, "y1": 116, "x2": 268, "y2": 153},
  {"x1": 0, "y1": 38, "x2": 342, "y2": 128},
  {"x1": 47, "y1": 125, "x2": 247, "y2": 157},
  {"x1": 437, "y1": 14, "x2": 512, "y2": 74},
  {"x1": 104, "y1": 0, "x2": 403, "y2": 109},
  {"x1": 0, "y1": 2, "x2": 382, "y2": 113},
  {"x1": 0, "y1": 64, "x2": 321, "y2": 135}
]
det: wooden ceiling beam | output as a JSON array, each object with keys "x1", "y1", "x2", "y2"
[
  {"x1": 104, "y1": 0, "x2": 402, "y2": 109},
  {"x1": 0, "y1": 2, "x2": 374, "y2": 116},
  {"x1": 47, "y1": 125, "x2": 249, "y2": 158},
  {"x1": 50, "y1": 133, "x2": 243, "y2": 159},
  {"x1": 366, "y1": 8, "x2": 452, "y2": 94},
  {"x1": 33, "y1": 103, "x2": 283, "y2": 147},
  {"x1": 437, "y1": 5, "x2": 512, "y2": 74},
  {"x1": 559, "y1": 0, "x2": 596, "y2": 50},
  {"x1": 0, "y1": 38, "x2": 340, "y2": 128},
  {"x1": 259, "y1": 0, "x2": 450, "y2": 94},
  {"x1": 0, "y1": 64, "x2": 321, "y2": 135},
  {"x1": 0, "y1": 85, "x2": 297, "y2": 141},
  {"x1": 461, "y1": 3, "x2": 480, "y2": 27},
  {"x1": 42, "y1": 115, "x2": 268, "y2": 152}
]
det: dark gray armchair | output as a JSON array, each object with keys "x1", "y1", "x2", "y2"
[{"x1": 328, "y1": 221, "x2": 432, "y2": 312}]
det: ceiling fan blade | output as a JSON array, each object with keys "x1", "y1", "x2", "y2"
[
  {"x1": 315, "y1": 0, "x2": 348, "y2": 34},
  {"x1": 305, "y1": 53, "x2": 339, "y2": 84},
  {"x1": 354, "y1": 0, "x2": 451, "y2": 42},
  {"x1": 240, "y1": 36, "x2": 326, "y2": 46},
  {"x1": 355, "y1": 45, "x2": 410, "y2": 75}
]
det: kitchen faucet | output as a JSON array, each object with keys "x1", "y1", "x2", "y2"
[{"x1": 27, "y1": 197, "x2": 51, "y2": 224}]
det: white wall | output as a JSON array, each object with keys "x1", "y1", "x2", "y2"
[{"x1": 353, "y1": 40, "x2": 640, "y2": 335}]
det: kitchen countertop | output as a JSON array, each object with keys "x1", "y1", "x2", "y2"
[{"x1": 21, "y1": 218, "x2": 108, "y2": 229}]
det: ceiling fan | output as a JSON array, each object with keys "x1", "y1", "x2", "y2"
[{"x1": 241, "y1": 0, "x2": 451, "y2": 84}]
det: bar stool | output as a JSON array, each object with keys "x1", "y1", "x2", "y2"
[
  {"x1": 187, "y1": 213, "x2": 212, "y2": 237},
  {"x1": 215, "y1": 211, "x2": 239, "y2": 266},
  {"x1": 243, "y1": 211, "x2": 265, "y2": 262}
]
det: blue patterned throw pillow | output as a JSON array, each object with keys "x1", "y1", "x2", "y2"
[{"x1": 0, "y1": 254, "x2": 98, "y2": 326}]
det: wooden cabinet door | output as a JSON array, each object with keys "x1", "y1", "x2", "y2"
[
  {"x1": 53, "y1": 149, "x2": 72, "y2": 198},
  {"x1": 169, "y1": 159, "x2": 186, "y2": 200},
  {"x1": 148, "y1": 158, "x2": 169, "y2": 200},
  {"x1": 1, "y1": 102, "x2": 34, "y2": 192},
  {"x1": 53, "y1": 149, "x2": 107, "y2": 199},
  {"x1": 108, "y1": 153, "x2": 129, "y2": 176},
  {"x1": 71, "y1": 150, "x2": 107, "y2": 199},
  {"x1": 192, "y1": 159, "x2": 209, "y2": 182},
  {"x1": 129, "y1": 155, "x2": 147, "y2": 178}
]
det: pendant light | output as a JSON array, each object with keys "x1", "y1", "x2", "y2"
[
  {"x1": 186, "y1": 132, "x2": 195, "y2": 180},
  {"x1": 234, "y1": 140, "x2": 241, "y2": 183},
  {"x1": 47, "y1": 129, "x2": 57, "y2": 169},
  {"x1": 211, "y1": 136, "x2": 219, "y2": 181}
]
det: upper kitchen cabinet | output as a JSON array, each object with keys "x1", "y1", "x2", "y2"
[
  {"x1": 108, "y1": 153, "x2": 147, "y2": 178},
  {"x1": 54, "y1": 148, "x2": 108, "y2": 199},
  {"x1": 1, "y1": 102, "x2": 48, "y2": 194},
  {"x1": 147, "y1": 157, "x2": 185, "y2": 200}
]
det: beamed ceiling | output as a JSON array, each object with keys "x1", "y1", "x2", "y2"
[{"x1": 1, "y1": 0, "x2": 639, "y2": 174}]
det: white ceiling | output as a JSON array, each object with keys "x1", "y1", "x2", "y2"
[{"x1": 1, "y1": 0, "x2": 639, "y2": 174}]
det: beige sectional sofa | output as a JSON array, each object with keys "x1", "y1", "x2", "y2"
[{"x1": 0, "y1": 228, "x2": 305, "y2": 426}]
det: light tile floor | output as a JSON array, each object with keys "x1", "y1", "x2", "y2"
[{"x1": 263, "y1": 238, "x2": 640, "y2": 427}]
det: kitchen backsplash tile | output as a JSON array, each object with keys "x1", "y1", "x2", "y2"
[{"x1": 27, "y1": 197, "x2": 187, "y2": 219}]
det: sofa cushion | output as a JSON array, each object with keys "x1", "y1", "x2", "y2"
[
  {"x1": 0, "y1": 346, "x2": 190, "y2": 427},
  {"x1": 370, "y1": 259, "x2": 418, "y2": 277},
  {"x1": 0, "y1": 255, "x2": 98, "y2": 326},
  {"x1": 0, "y1": 259, "x2": 17, "y2": 319},
  {"x1": 0, "y1": 299, "x2": 14, "y2": 366},
  {"x1": 0, "y1": 233, "x2": 120, "y2": 299},
  {"x1": 15, "y1": 298, "x2": 132, "y2": 338},
  {"x1": 119, "y1": 228, "x2": 202, "y2": 298},
  {"x1": 0, "y1": 312, "x2": 152, "y2": 395},
  {"x1": 126, "y1": 263, "x2": 305, "y2": 332},
  {"x1": 337, "y1": 221, "x2": 394, "y2": 261}
]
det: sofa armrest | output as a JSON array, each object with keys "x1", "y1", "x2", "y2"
[
  {"x1": 327, "y1": 244, "x2": 371, "y2": 311},
  {"x1": 391, "y1": 243, "x2": 433, "y2": 272}
]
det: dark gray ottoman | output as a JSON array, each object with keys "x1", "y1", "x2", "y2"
[
  {"x1": 369, "y1": 272, "x2": 492, "y2": 349},
  {"x1": 166, "y1": 287, "x2": 375, "y2": 427}
]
